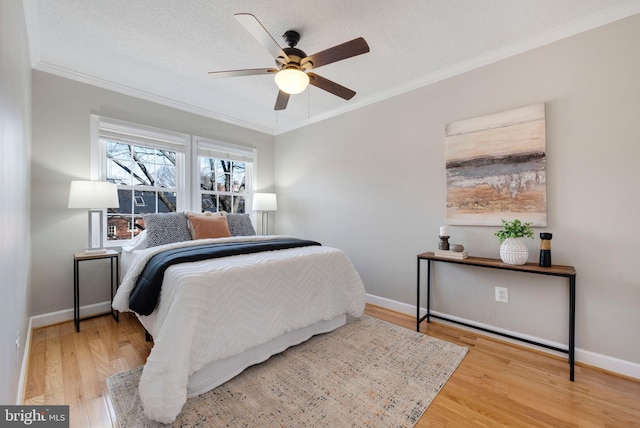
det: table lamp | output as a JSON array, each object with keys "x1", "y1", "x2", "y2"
[
  {"x1": 252, "y1": 193, "x2": 277, "y2": 235},
  {"x1": 68, "y1": 180, "x2": 119, "y2": 253}
]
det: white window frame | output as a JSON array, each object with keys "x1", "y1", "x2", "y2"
[
  {"x1": 90, "y1": 116, "x2": 260, "y2": 245},
  {"x1": 90, "y1": 115, "x2": 190, "y2": 246},
  {"x1": 192, "y1": 136, "x2": 256, "y2": 215}
]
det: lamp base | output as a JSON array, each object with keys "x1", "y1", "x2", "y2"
[{"x1": 84, "y1": 248, "x2": 108, "y2": 254}]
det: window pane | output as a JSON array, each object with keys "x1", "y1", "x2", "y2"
[
  {"x1": 219, "y1": 195, "x2": 232, "y2": 213},
  {"x1": 201, "y1": 194, "x2": 218, "y2": 212},
  {"x1": 134, "y1": 146, "x2": 156, "y2": 164},
  {"x1": 114, "y1": 189, "x2": 132, "y2": 214},
  {"x1": 132, "y1": 216, "x2": 144, "y2": 235},
  {"x1": 158, "y1": 191, "x2": 177, "y2": 213},
  {"x1": 107, "y1": 214, "x2": 133, "y2": 241},
  {"x1": 156, "y1": 164, "x2": 175, "y2": 188},
  {"x1": 200, "y1": 158, "x2": 215, "y2": 190},
  {"x1": 107, "y1": 141, "x2": 133, "y2": 161},
  {"x1": 131, "y1": 157, "x2": 155, "y2": 186},
  {"x1": 232, "y1": 162, "x2": 245, "y2": 193},
  {"x1": 217, "y1": 160, "x2": 232, "y2": 191},
  {"x1": 107, "y1": 141, "x2": 134, "y2": 185},
  {"x1": 235, "y1": 195, "x2": 246, "y2": 213},
  {"x1": 134, "y1": 190, "x2": 156, "y2": 214}
]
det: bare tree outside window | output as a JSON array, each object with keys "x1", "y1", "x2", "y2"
[
  {"x1": 105, "y1": 141, "x2": 178, "y2": 241},
  {"x1": 199, "y1": 158, "x2": 246, "y2": 214}
]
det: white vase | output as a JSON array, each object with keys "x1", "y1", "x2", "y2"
[{"x1": 499, "y1": 238, "x2": 529, "y2": 265}]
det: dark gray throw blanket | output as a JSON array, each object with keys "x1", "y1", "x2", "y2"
[{"x1": 129, "y1": 238, "x2": 321, "y2": 315}]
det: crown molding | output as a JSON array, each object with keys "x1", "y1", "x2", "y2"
[
  {"x1": 32, "y1": 61, "x2": 278, "y2": 135},
  {"x1": 25, "y1": 1, "x2": 640, "y2": 137},
  {"x1": 273, "y1": 4, "x2": 640, "y2": 135}
]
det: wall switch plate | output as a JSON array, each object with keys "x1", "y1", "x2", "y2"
[{"x1": 495, "y1": 286, "x2": 509, "y2": 303}]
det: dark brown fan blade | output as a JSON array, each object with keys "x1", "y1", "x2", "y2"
[
  {"x1": 274, "y1": 90, "x2": 290, "y2": 110},
  {"x1": 235, "y1": 13, "x2": 289, "y2": 63},
  {"x1": 302, "y1": 37, "x2": 369, "y2": 70},
  {"x1": 307, "y1": 73, "x2": 356, "y2": 100},
  {"x1": 208, "y1": 68, "x2": 278, "y2": 78}
]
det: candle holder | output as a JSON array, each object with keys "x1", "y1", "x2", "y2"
[
  {"x1": 438, "y1": 236, "x2": 450, "y2": 251},
  {"x1": 539, "y1": 232, "x2": 552, "y2": 267}
]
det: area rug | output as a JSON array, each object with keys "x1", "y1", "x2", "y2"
[{"x1": 107, "y1": 315, "x2": 467, "y2": 427}]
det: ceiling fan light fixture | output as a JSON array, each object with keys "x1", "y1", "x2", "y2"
[{"x1": 274, "y1": 68, "x2": 309, "y2": 94}]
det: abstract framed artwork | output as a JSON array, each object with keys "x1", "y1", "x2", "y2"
[{"x1": 445, "y1": 103, "x2": 547, "y2": 226}]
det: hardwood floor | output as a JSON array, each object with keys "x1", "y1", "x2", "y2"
[
  {"x1": 23, "y1": 305, "x2": 640, "y2": 427},
  {"x1": 23, "y1": 313, "x2": 153, "y2": 427}
]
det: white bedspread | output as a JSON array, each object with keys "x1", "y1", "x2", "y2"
[{"x1": 112, "y1": 236, "x2": 366, "y2": 424}]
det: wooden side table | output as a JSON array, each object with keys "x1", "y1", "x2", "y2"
[{"x1": 73, "y1": 250, "x2": 120, "y2": 332}]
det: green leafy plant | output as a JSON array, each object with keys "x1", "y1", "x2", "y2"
[{"x1": 494, "y1": 219, "x2": 534, "y2": 243}]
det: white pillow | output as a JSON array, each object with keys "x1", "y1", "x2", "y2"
[{"x1": 121, "y1": 229, "x2": 147, "y2": 252}]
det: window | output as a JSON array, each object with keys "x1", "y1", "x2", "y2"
[
  {"x1": 92, "y1": 115, "x2": 189, "y2": 243},
  {"x1": 198, "y1": 158, "x2": 247, "y2": 213},
  {"x1": 91, "y1": 116, "x2": 256, "y2": 245},
  {"x1": 195, "y1": 137, "x2": 255, "y2": 214}
]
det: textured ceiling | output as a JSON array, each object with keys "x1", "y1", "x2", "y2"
[{"x1": 25, "y1": 0, "x2": 640, "y2": 134}]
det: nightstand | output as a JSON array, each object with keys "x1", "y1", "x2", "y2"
[{"x1": 73, "y1": 250, "x2": 120, "y2": 332}]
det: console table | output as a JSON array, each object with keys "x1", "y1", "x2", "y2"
[{"x1": 416, "y1": 252, "x2": 577, "y2": 381}]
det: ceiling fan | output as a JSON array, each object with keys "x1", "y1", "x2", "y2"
[{"x1": 208, "y1": 13, "x2": 370, "y2": 111}]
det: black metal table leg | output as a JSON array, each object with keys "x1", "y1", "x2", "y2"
[
  {"x1": 416, "y1": 256, "x2": 421, "y2": 331},
  {"x1": 569, "y1": 275, "x2": 576, "y2": 381},
  {"x1": 426, "y1": 260, "x2": 431, "y2": 323},
  {"x1": 74, "y1": 258, "x2": 79, "y2": 332}
]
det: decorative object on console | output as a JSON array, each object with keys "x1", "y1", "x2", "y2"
[
  {"x1": 438, "y1": 225, "x2": 450, "y2": 250},
  {"x1": 68, "y1": 180, "x2": 119, "y2": 253},
  {"x1": 495, "y1": 218, "x2": 534, "y2": 265},
  {"x1": 449, "y1": 244, "x2": 464, "y2": 252},
  {"x1": 252, "y1": 193, "x2": 277, "y2": 235},
  {"x1": 436, "y1": 225, "x2": 467, "y2": 257},
  {"x1": 434, "y1": 250, "x2": 468, "y2": 260},
  {"x1": 539, "y1": 232, "x2": 553, "y2": 267}
]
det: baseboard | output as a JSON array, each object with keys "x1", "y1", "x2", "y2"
[
  {"x1": 30, "y1": 301, "x2": 112, "y2": 329},
  {"x1": 16, "y1": 317, "x2": 33, "y2": 404},
  {"x1": 366, "y1": 293, "x2": 640, "y2": 380}
]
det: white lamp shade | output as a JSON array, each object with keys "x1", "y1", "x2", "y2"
[
  {"x1": 252, "y1": 193, "x2": 277, "y2": 211},
  {"x1": 68, "y1": 181, "x2": 120, "y2": 209},
  {"x1": 274, "y1": 69, "x2": 309, "y2": 95}
]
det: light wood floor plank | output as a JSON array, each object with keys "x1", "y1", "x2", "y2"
[{"x1": 23, "y1": 306, "x2": 640, "y2": 427}]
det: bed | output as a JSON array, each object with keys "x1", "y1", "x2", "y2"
[{"x1": 112, "y1": 212, "x2": 366, "y2": 424}]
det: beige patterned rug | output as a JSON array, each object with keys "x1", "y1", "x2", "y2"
[{"x1": 107, "y1": 315, "x2": 467, "y2": 427}]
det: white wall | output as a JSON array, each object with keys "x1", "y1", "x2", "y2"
[
  {"x1": 0, "y1": 0, "x2": 32, "y2": 404},
  {"x1": 30, "y1": 71, "x2": 275, "y2": 316},
  {"x1": 275, "y1": 15, "x2": 640, "y2": 367}
]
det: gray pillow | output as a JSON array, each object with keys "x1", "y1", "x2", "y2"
[
  {"x1": 143, "y1": 212, "x2": 192, "y2": 248},
  {"x1": 226, "y1": 213, "x2": 256, "y2": 236}
]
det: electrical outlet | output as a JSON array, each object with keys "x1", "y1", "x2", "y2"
[{"x1": 495, "y1": 287, "x2": 509, "y2": 303}]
